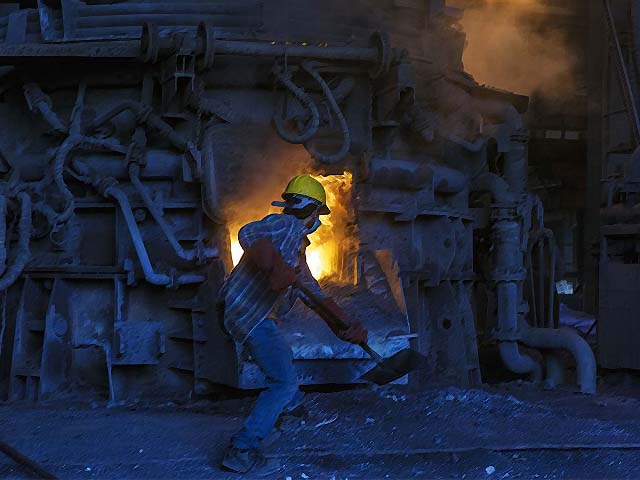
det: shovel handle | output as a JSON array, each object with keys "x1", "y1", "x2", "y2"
[
  {"x1": 293, "y1": 280, "x2": 385, "y2": 365},
  {"x1": 358, "y1": 342, "x2": 384, "y2": 364}
]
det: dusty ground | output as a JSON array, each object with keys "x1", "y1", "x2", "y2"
[{"x1": 2, "y1": 377, "x2": 640, "y2": 479}]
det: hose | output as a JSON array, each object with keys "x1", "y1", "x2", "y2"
[
  {"x1": 301, "y1": 61, "x2": 351, "y2": 164},
  {"x1": 87, "y1": 100, "x2": 190, "y2": 152},
  {"x1": 52, "y1": 136, "x2": 127, "y2": 225},
  {"x1": 22, "y1": 83, "x2": 67, "y2": 135},
  {"x1": 0, "y1": 193, "x2": 32, "y2": 291},
  {"x1": 273, "y1": 67, "x2": 321, "y2": 144},
  {"x1": 129, "y1": 164, "x2": 217, "y2": 262}
]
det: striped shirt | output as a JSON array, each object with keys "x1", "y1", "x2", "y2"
[{"x1": 221, "y1": 213, "x2": 326, "y2": 344}]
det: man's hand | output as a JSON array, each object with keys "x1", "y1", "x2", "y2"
[
  {"x1": 336, "y1": 319, "x2": 368, "y2": 345},
  {"x1": 320, "y1": 298, "x2": 368, "y2": 345},
  {"x1": 244, "y1": 238, "x2": 297, "y2": 293}
]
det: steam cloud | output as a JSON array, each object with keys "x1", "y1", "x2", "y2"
[{"x1": 453, "y1": 0, "x2": 577, "y2": 96}]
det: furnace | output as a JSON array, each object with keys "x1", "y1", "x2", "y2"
[
  {"x1": 229, "y1": 172, "x2": 356, "y2": 283},
  {"x1": 0, "y1": 0, "x2": 595, "y2": 402}
]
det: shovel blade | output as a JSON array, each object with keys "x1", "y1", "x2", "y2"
[{"x1": 360, "y1": 348, "x2": 428, "y2": 385}]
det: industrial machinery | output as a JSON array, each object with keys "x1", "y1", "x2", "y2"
[{"x1": 0, "y1": 0, "x2": 595, "y2": 403}]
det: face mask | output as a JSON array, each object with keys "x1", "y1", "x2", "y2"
[{"x1": 306, "y1": 218, "x2": 322, "y2": 235}]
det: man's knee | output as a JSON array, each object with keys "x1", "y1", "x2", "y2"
[{"x1": 267, "y1": 371, "x2": 298, "y2": 400}]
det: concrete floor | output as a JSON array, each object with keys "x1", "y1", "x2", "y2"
[{"x1": 2, "y1": 380, "x2": 640, "y2": 479}]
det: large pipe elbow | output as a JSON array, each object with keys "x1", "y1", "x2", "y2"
[
  {"x1": 519, "y1": 326, "x2": 597, "y2": 394},
  {"x1": 474, "y1": 98, "x2": 523, "y2": 131},
  {"x1": 499, "y1": 341, "x2": 543, "y2": 380},
  {"x1": 471, "y1": 172, "x2": 516, "y2": 204},
  {"x1": 427, "y1": 165, "x2": 468, "y2": 194},
  {"x1": 496, "y1": 281, "x2": 542, "y2": 381}
]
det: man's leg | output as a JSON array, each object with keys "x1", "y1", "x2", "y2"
[{"x1": 228, "y1": 319, "x2": 299, "y2": 455}]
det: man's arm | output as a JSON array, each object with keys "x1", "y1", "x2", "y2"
[
  {"x1": 296, "y1": 256, "x2": 368, "y2": 345},
  {"x1": 237, "y1": 216, "x2": 297, "y2": 292}
]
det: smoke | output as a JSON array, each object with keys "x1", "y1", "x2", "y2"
[{"x1": 453, "y1": 0, "x2": 577, "y2": 97}]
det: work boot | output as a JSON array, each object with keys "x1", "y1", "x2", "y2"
[
  {"x1": 221, "y1": 446, "x2": 283, "y2": 476},
  {"x1": 275, "y1": 405, "x2": 308, "y2": 431}
]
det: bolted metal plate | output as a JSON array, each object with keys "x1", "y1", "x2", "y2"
[{"x1": 112, "y1": 321, "x2": 164, "y2": 365}]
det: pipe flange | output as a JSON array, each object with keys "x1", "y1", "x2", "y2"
[
  {"x1": 491, "y1": 270, "x2": 527, "y2": 282},
  {"x1": 490, "y1": 206, "x2": 518, "y2": 221},
  {"x1": 98, "y1": 178, "x2": 119, "y2": 197},
  {"x1": 196, "y1": 22, "x2": 216, "y2": 71},
  {"x1": 368, "y1": 31, "x2": 391, "y2": 79},
  {"x1": 492, "y1": 328, "x2": 523, "y2": 342},
  {"x1": 510, "y1": 129, "x2": 530, "y2": 144},
  {"x1": 141, "y1": 22, "x2": 160, "y2": 64}
]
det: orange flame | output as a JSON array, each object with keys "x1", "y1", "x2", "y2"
[{"x1": 229, "y1": 172, "x2": 355, "y2": 281}]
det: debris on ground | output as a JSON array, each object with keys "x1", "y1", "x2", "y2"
[{"x1": 2, "y1": 382, "x2": 640, "y2": 478}]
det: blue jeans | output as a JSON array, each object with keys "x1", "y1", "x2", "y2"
[{"x1": 232, "y1": 319, "x2": 301, "y2": 450}]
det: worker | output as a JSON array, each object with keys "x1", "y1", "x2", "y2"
[{"x1": 218, "y1": 175, "x2": 368, "y2": 474}]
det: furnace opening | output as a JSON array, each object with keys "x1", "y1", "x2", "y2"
[{"x1": 229, "y1": 172, "x2": 357, "y2": 283}]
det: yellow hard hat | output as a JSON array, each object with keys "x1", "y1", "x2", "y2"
[{"x1": 282, "y1": 175, "x2": 330, "y2": 215}]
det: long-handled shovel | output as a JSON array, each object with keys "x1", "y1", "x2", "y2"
[
  {"x1": 0, "y1": 438, "x2": 57, "y2": 479},
  {"x1": 294, "y1": 281, "x2": 428, "y2": 385}
]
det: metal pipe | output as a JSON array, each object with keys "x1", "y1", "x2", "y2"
[
  {"x1": 470, "y1": 173, "x2": 516, "y2": 204},
  {"x1": 441, "y1": 132, "x2": 486, "y2": 152},
  {"x1": 527, "y1": 250, "x2": 538, "y2": 328},
  {"x1": 129, "y1": 164, "x2": 217, "y2": 262},
  {"x1": 496, "y1": 282, "x2": 542, "y2": 381},
  {"x1": 427, "y1": 165, "x2": 468, "y2": 194},
  {"x1": 78, "y1": 2, "x2": 258, "y2": 16},
  {"x1": 105, "y1": 186, "x2": 171, "y2": 286},
  {"x1": 52, "y1": 135, "x2": 127, "y2": 224},
  {"x1": 35, "y1": 101, "x2": 68, "y2": 134},
  {"x1": 22, "y1": 83, "x2": 67, "y2": 134},
  {"x1": 174, "y1": 273, "x2": 206, "y2": 285},
  {"x1": 503, "y1": 130, "x2": 528, "y2": 196},
  {"x1": 493, "y1": 220, "x2": 542, "y2": 380},
  {"x1": 538, "y1": 240, "x2": 546, "y2": 329},
  {"x1": 88, "y1": 100, "x2": 190, "y2": 152},
  {"x1": 0, "y1": 193, "x2": 32, "y2": 291},
  {"x1": 77, "y1": 14, "x2": 260, "y2": 28},
  {"x1": 632, "y1": 0, "x2": 640, "y2": 96},
  {"x1": 548, "y1": 236, "x2": 557, "y2": 329},
  {"x1": 528, "y1": 229, "x2": 558, "y2": 329},
  {"x1": 201, "y1": 121, "x2": 224, "y2": 223},
  {"x1": 0, "y1": 197, "x2": 7, "y2": 276},
  {"x1": 519, "y1": 324, "x2": 597, "y2": 394},
  {"x1": 214, "y1": 40, "x2": 378, "y2": 63},
  {"x1": 543, "y1": 351, "x2": 565, "y2": 390},
  {"x1": 603, "y1": 0, "x2": 640, "y2": 144}
]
